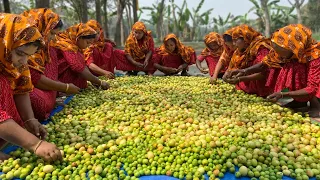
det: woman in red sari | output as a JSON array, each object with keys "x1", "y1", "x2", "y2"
[
  {"x1": 50, "y1": 23, "x2": 109, "y2": 89},
  {"x1": 209, "y1": 28, "x2": 237, "y2": 84},
  {"x1": 22, "y1": 8, "x2": 80, "y2": 121},
  {"x1": 153, "y1": 33, "x2": 196, "y2": 76},
  {"x1": 0, "y1": 14, "x2": 61, "y2": 161},
  {"x1": 233, "y1": 24, "x2": 320, "y2": 114},
  {"x1": 223, "y1": 24, "x2": 273, "y2": 97},
  {"x1": 114, "y1": 21, "x2": 155, "y2": 75},
  {"x1": 196, "y1": 32, "x2": 226, "y2": 79},
  {"x1": 83, "y1": 19, "x2": 115, "y2": 79}
]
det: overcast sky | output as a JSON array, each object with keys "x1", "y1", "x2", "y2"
[{"x1": 139, "y1": 0, "x2": 308, "y2": 19}]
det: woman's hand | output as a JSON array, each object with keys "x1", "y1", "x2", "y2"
[
  {"x1": 266, "y1": 92, "x2": 284, "y2": 102},
  {"x1": 66, "y1": 83, "x2": 80, "y2": 94},
  {"x1": 34, "y1": 141, "x2": 62, "y2": 162},
  {"x1": 24, "y1": 119, "x2": 47, "y2": 140}
]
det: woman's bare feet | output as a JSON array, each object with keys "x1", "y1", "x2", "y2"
[{"x1": 0, "y1": 152, "x2": 10, "y2": 161}]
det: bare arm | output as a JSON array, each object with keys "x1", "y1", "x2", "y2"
[
  {"x1": 88, "y1": 63, "x2": 114, "y2": 77},
  {"x1": 212, "y1": 60, "x2": 225, "y2": 79},
  {"x1": 145, "y1": 51, "x2": 153, "y2": 62},
  {"x1": 239, "y1": 73, "x2": 265, "y2": 82},
  {"x1": 35, "y1": 75, "x2": 67, "y2": 92},
  {"x1": 79, "y1": 67, "x2": 102, "y2": 85},
  {"x1": 13, "y1": 93, "x2": 35, "y2": 121},
  {"x1": 0, "y1": 119, "x2": 39, "y2": 151}
]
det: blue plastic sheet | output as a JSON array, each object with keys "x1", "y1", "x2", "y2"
[{"x1": 0, "y1": 91, "x2": 317, "y2": 180}]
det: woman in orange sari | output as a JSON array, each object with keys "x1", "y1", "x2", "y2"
[
  {"x1": 223, "y1": 24, "x2": 273, "y2": 97},
  {"x1": 50, "y1": 23, "x2": 109, "y2": 89},
  {"x1": 153, "y1": 33, "x2": 196, "y2": 75},
  {"x1": 114, "y1": 21, "x2": 155, "y2": 75},
  {"x1": 22, "y1": 8, "x2": 80, "y2": 121},
  {"x1": 196, "y1": 32, "x2": 226, "y2": 79},
  {"x1": 233, "y1": 24, "x2": 320, "y2": 113},
  {"x1": 83, "y1": 19, "x2": 115, "y2": 79},
  {"x1": 0, "y1": 14, "x2": 61, "y2": 161}
]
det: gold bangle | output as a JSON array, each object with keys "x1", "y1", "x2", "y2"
[
  {"x1": 24, "y1": 118, "x2": 37, "y2": 124},
  {"x1": 65, "y1": 83, "x2": 70, "y2": 92},
  {"x1": 34, "y1": 140, "x2": 43, "y2": 154}
]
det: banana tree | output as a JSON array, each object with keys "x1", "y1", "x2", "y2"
[
  {"x1": 174, "y1": 0, "x2": 190, "y2": 38},
  {"x1": 271, "y1": 5, "x2": 296, "y2": 31},
  {"x1": 140, "y1": 1, "x2": 166, "y2": 41},
  {"x1": 188, "y1": 0, "x2": 213, "y2": 41},
  {"x1": 212, "y1": 13, "x2": 233, "y2": 33}
]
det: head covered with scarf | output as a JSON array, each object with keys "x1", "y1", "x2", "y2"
[
  {"x1": 157, "y1": 33, "x2": 195, "y2": 63},
  {"x1": 124, "y1": 21, "x2": 153, "y2": 61},
  {"x1": 263, "y1": 24, "x2": 320, "y2": 68},
  {"x1": 0, "y1": 13, "x2": 43, "y2": 94},
  {"x1": 50, "y1": 23, "x2": 97, "y2": 53},
  {"x1": 218, "y1": 27, "x2": 237, "y2": 67},
  {"x1": 228, "y1": 24, "x2": 271, "y2": 70},
  {"x1": 83, "y1": 19, "x2": 116, "y2": 61},
  {"x1": 22, "y1": 8, "x2": 60, "y2": 73},
  {"x1": 200, "y1": 32, "x2": 224, "y2": 58}
]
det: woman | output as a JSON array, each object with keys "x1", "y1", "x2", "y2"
[
  {"x1": 22, "y1": 8, "x2": 80, "y2": 121},
  {"x1": 223, "y1": 24, "x2": 272, "y2": 97},
  {"x1": 232, "y1": 24, "x2": 320, "y2": 114},
  {"x1": 196, "y1": 32, "x2": 225, "y2": 79},
  {"x1": 0, "y1": 14, "x2": 61, "y2": 161},
  {"x1": 83, "y1": 19, "x2": 115, "y2": 79},
  {"x1": 210, "y1": 27, "x2": 237, "y2": 84},
  {"x1": 50, "y1": 23, "x2": 109, "y2": 89},
  {"x1": 114, "y1": 21, "x2": 155, "y2": 75},
  {"x1": 153, "y1": 33, "x2": 196, "y2": 76}
]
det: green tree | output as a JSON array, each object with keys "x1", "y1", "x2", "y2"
[
  {"x1": 288, "y1": 0, "x2": 305, "y2": 24},
  {"x1": 188, "y1": 0, "x2": 213, "y2": 41},
  {"x1": 302, "y1": 0, "x2": 320, "y2": 32},
  {"x1": 36, "y1": 0, "x2": 49, "y2": 8}
]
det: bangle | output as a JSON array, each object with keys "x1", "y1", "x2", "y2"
[
  {"x1": 237, "y1": 77, "x2": 241, "y2": 83},
  {"x1": 280, "y1": 92, "x2": 284, "y2": 99},
  {"x1": 33, "y1": 140, "x2": 43, "y2": 153},
  {"x1": 24, "y1": 118, "x2": 37, "y2": 124},
  {"x1": 65, "y1": 83, "x2": 70, "y2": 92},
  {"x1": 99, "y1": 80, "x2": 103, "y2": 87}
]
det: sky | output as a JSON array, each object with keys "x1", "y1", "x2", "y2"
[{"x1": 138, "y1": 0, "x2": 309, "y2": 20}]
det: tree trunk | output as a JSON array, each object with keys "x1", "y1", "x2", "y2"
[
  {"x1": 172, "y1": 3, "x2": 178, "y2": 37},
  {"x1": 0, "y1": 1, "x2": 3, "y2": 12},
  {"x1": 95, "y1": 0, "x2": 102, "y2": 24},
  {"x1": 156, "y1": 0, "x2": 165, "y2": 42},
  {"x1": 3, "y1": 0, "x2": 10, "y2": 13},
  {"x1": 132, "y1": 0, "x2": 138, "y2": 22},
  {"x1": 81, "y1": 0, "x2": 88, "y2": 22},
  {"x1": 260, "y1": 0, "x2": 271, "y2": 37},
  {"x1": 296, "y1": 5, "x2": 302, "y2": 24},
  {"x1": 126, "y1": 4, "x2": 132, "y2": 26},
  {"x1": 36, "y1": 0, "x2": 50, "y2": 8},
  {"x1": 121, "y1": 16, "x2": 125, "y2": 46},
  {"x1": 115, "y1": 0, "x2": 125, "y2": 46},
  {"x1": 103, "y1": 0, "x2": 109, "y2": 38}
]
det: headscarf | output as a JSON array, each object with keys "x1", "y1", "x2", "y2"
[
  {"x1": 0, "y1": 14, "x2": 43, "y2": 94},
  {"x1": 158, "y1": 33, "x2": 195, "y2": 63},
  {"x1": 83, "y1": 20, "x2": 116, "y2": 61},
  {"x1": 50, "y1": 23, "x2": 97, "y2": 52},
  {"x1": 124, "y1": 21, "x2": 153, "y2": 61},
  {"x1": 219, "y1": 27, "x2": 237, "y2": 67},
  {"x1": 228, "y1": 24, "x2": 271, "y2": 70},
  {"x1": 200, "y1": 32, "x2": 224, "y2": 57},
  {"x1": 263, "y1": 24, "x2": 320, "y2": 68},
  {"x1": 22, "y1": 8, "x2": 60, "y2": 73}
]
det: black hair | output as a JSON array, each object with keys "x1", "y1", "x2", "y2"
[
  {"x1": 53, "y1": 20, "x2": 63, "y2": 29},
  {"x1": 223, "y1": 34, "x2": 233, "y2": 42},
  {"x1": 24, "y1": 40, "x2": 43, "y2": 49},
  {"x1": 79, "y1": 34, "x2": 97, "y2": 39}
]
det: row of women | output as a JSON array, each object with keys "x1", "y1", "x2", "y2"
[{"x1": 0, "y1": 6, "x2": 319, "y2": 163}]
